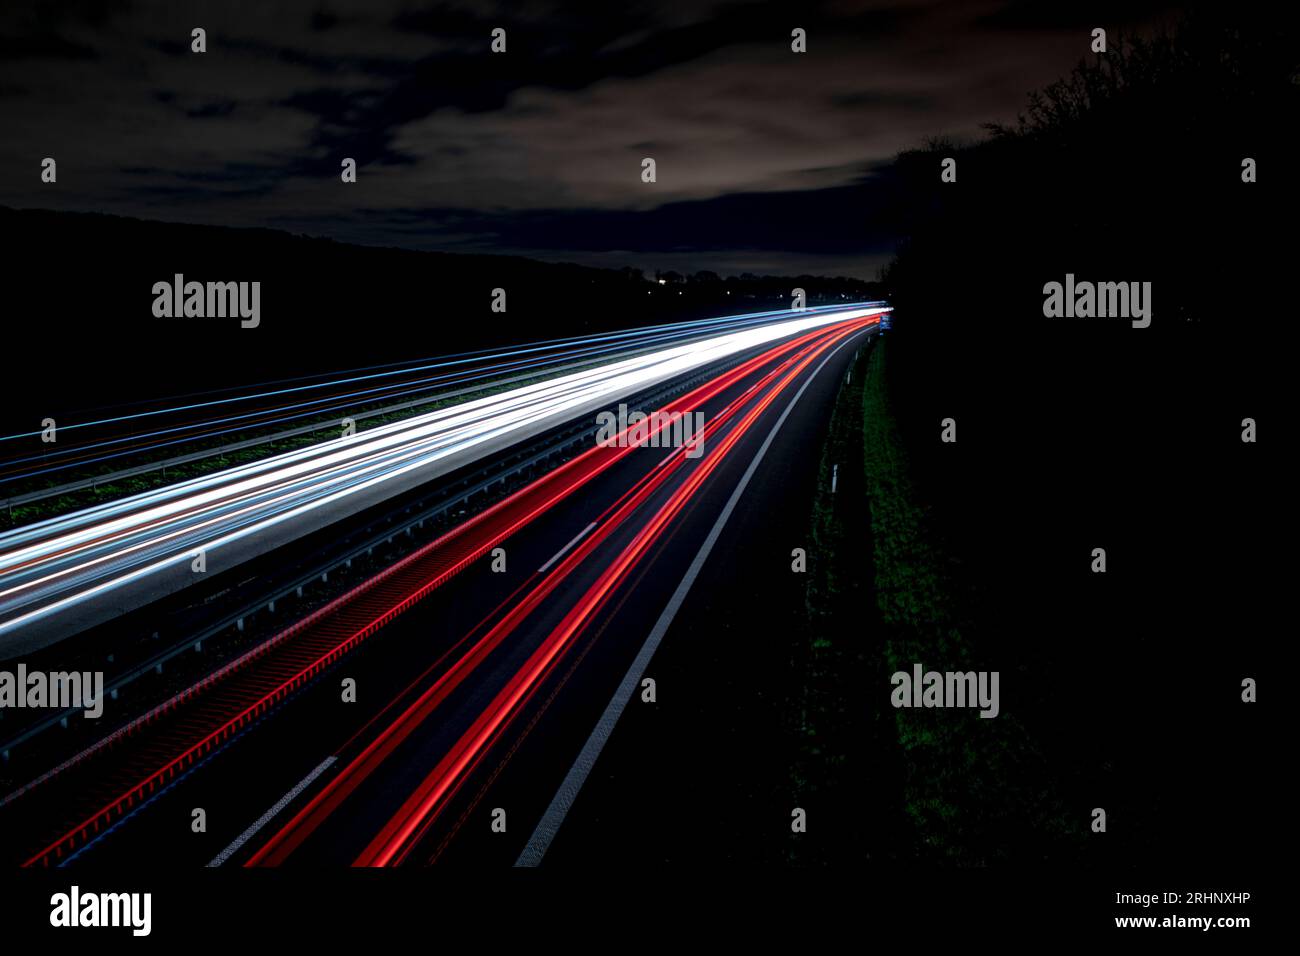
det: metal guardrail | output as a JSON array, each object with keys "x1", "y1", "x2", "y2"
[{"x1": 0, "y1": 354, "x2": 722, "y2": 763}]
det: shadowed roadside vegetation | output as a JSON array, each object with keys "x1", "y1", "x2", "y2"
[{"x1": 792, "y1": 6, "x2": 1286, "y2": 866}]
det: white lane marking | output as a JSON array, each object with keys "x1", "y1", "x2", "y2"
[
  {"x1": 207, "y1": 756, "x2": 337, "y2": 867},
  {"x1": 537, "y1": 523, "x2": 597, "y2": 574},
  {"x1": 515, "y1": 331, "x2": 867, "y2": 866}
]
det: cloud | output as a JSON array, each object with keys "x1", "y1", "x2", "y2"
[{"x1": 0, "y1": 0, "x2": 1178, "y2": 274}]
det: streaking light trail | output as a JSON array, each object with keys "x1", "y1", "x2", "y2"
[{"x1": 0, "y1": 306, "x2": 887, "y2": 647}]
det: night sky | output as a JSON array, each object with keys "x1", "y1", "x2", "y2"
[{"x1": 1, "y1": 1, "x2": 1179, "y2": 278}]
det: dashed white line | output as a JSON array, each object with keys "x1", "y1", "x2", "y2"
[
  {"x1": 207, "y1": 756, "x2": 336, "y2": 867},
  {"x1": 538, "y1": 522, "x2": 597, "y2": 574}
]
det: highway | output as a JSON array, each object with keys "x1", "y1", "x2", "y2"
[
  {"x1": 0, "y1": 306, "x2": 888, "y2": 651},
  {"x1": 2, "y1": 309, "x2": 881, "y2": 867},
  {"x1": 0, "y1": 303, "x2": 881, "y2": 494}
]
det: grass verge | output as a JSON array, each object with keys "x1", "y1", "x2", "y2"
[{"x1": 791, "y1": 337, "x2": 1081, "y2": 864}]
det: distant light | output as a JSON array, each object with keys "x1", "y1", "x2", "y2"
[{"x1": 658, "y1": 278, "x2": 666, "y2": 285}]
